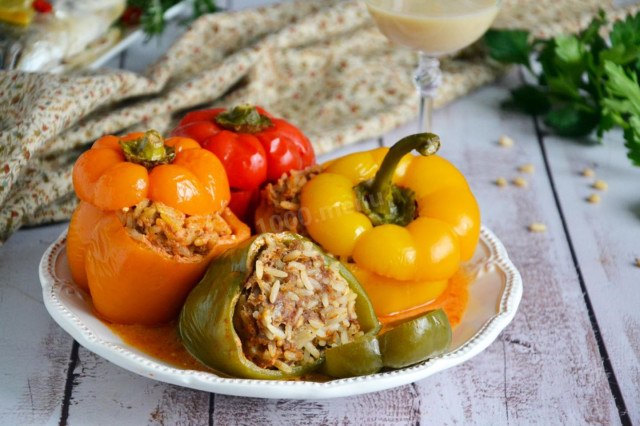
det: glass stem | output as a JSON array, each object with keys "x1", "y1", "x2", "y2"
[{"x1": 414, "y1": 53, "x2": 442, "y2": 132}]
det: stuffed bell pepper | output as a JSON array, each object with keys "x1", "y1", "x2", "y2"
[
  {"x1": 66, "y1": 130, "x2": 250, "y2": 325},
  {"x1": 171, "y1": 104, "x2": 316, "y2": 223},
  {"x1": 260, "y1": 133, "x2": 480, "y2": 325},
  {"x1": 179, "y1": 232, "x2": 381, "y2": 379}
]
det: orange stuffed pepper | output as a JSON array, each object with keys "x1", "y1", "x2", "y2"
[{"x1": 67, "y1": 130, "x2": 250, "y2": 325}]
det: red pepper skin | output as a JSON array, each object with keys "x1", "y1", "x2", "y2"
[
  {"x1": 177, "y1": 108, "x2": 226, "y2": 127},
  {"x1": 254, "y1": 118, "x2": 315, "y2": 181},
  {"x1": 171, "y1": 105, "x2": 315, "y2": 218},
  {"x1": 202, "y1": 130, "x2": 267, "y2": 190},
  {"x1": 33, "y1": 0, "x2": 52, "y2": 13},
  {"x1": 120, "y1": 5, "x2": 142, "y2": 25},
  {"x1": 227, "y1": 188, "x2": 259, "y2": 225},
  {"x1": 171, "y1": 121, "x2": 220, "y2": 143}
]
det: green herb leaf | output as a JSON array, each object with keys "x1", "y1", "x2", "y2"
[
  {"x1": 555, "y1": 35, "x2": 585, "y2": 65},
  {"x1": 484, "y1": 29, "x2": 532, "y2": 67},
  {"x1": 603, "y1": 61, "x2": 640, "y2": 116},
  {"x1": 602, "y1": 12, "x2": 640, "y2": 66},
  {"x1": 545, "y1": 107, "x2": 599, "y2": 137},
  {"x1": 508, "y1": 85, "x2": 552, "y2": 115},
  {"x1": 624, "y1": 117, "x2": 640, "y2": 165},
  {"x1": 486, "y1": 11, "x2": 640, "y2": 167},
  {"x1": 126, "y1": 0, "x2": 219, "y2": 38}
]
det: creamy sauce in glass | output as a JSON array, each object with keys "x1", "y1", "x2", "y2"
[{"x1": 366, "y1": 0, "x2": 499, "y2": 56}]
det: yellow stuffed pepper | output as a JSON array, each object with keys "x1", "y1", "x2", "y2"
[{"x1": 299, "y1": 133, "x2": 480, "y2": 323}]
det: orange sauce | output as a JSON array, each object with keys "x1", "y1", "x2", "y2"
[
  {"x1": 107, "y1": 321, "x2": 215, "y2": 374},
  {"x1": 379, "y1": 269, "x2": 470, "y2": 331},
  {"x1": 106, "y1": 270, "x2": 471, "y2": 373}
]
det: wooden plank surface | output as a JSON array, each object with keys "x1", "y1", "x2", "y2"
[
  {"x1": 0, "y1": 224, "x2": 72, "y2": 424},
  {"x1": 541, "y1": 128, "x2": 640, "y2": 423}
]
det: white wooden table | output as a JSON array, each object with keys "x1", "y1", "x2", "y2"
[{"x1": 1, "y1": 1, "x2": 639, "y2": 424}]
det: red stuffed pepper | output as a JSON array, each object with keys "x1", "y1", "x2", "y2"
[{"x1": 171, "y1": 105, "x2": 315, "y2": 222}]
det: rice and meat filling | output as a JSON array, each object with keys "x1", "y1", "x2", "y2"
[
  {"x1": 234, "y1": 235, "x2": 363, "y2": 372},
  {"x1": 261, "y1": 165, "x2": 321, "y2": 235},
  {"x1": 117, "y1": 199, "x2": 232, "y2": 258}
]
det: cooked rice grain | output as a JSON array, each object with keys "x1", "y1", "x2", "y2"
[
  {"x1": 117, "y1": 199, "x2": 232, "y2": 258},
  {"x1": 234, "y1": 235, "x2": 363, "y2": 372}
]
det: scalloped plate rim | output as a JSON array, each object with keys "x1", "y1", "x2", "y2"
[{"x1": 39, "y1": 225, "x2": 522, "y2": 399}]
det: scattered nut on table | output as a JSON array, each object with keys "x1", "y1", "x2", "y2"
[
  {"x1": 513, "y1": 176, "x2": 528, "y2": 187},
  {"x1": 593, "y1": 179, "x2": 608, "y2": 190},
  {"x1": 499, "y1": 135, "x2": 514, "y2": 147},
  {"x1": 519, "y1": 164, "x2": 535, "y2": 173},
  {"x1": 581, "y1": 168, "x2": 595, "y2": 177},
  {"x1": 636, "y1": 258, "x2": 640, "y2": 268},
  {"x1": 496, "y1": 177, "x2": 508, "y2": 187},
  {"x1": 529, "y1": 222, "x2": 547, "y2": 232},
  {"x1": 587, "y1": 193, "x2": 601, "y2": 204}
]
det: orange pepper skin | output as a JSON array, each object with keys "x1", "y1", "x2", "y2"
[
  {"x1": 172, "y1": 148, "x2": 230, "y2": 213},
  {"x1": 93, "y1": 162, "x2": 149, "y2": 211},
  {"x1": 72, "y1": 132, "x2": 229, "y2": 212},
  {"x1": 69, "y1": 130, "x2": 242, "y2": 325},
  {"x1": 72, "y1": 148, "x2": 124, "y2": 204},
  {"x1": 66, "y1": 201, "x2": 106, "y2": 290},
  {"x1": 86, "y1": 208, "x2": 250, "y2": 325}
]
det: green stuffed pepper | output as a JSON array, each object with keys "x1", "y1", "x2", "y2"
[{"x1": 179, "y1": 232, "x2": 381, "y2": 379}]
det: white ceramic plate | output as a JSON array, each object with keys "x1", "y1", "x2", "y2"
[{"x1": 39, "y1": 226, "x2": 522, "y2": 399}]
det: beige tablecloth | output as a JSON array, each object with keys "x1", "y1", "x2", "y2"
[{"x1": 0, "y1": 0, "x2": 637, "y2": 243}]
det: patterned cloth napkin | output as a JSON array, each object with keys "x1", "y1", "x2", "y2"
[{"x1": 0, "y1": 0, "x2": 637, "y2": 244}]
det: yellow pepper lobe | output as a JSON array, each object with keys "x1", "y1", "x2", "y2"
[
  {"x1": 417, "y1": 188, "x2": 480, "y2": 262},
  {"x1": 352, "y1": 225, "x2": 418, "y2": 280},
  {"x1": 406, "y1": 217, "x2": 460, "y2": 281},
  {"x1": 300, "y1": 173, "x2": 372, "y2": 256},
  {"x1": 347, "y1": 263, "x2": 448, "y2": 318},
  {"x1": 397, "y1": 155, "x2": 470, "y2": 197}
]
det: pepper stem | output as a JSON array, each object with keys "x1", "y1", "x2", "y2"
[
  {"x1": 215, "y1": 104, "x2": 273, "y2": 133},
  {"x1": 120, "y1": 130, "x2": 175, "y2": 168},
  {"x1": 354, "y1": 133, "x2": 441, "y2": 226}
]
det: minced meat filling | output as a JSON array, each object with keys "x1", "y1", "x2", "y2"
[
  {"x1": 262, "y1": 165, "x2": 322, "y2": 236},
  {"x1": 234, "y1": 235, "x2": 363, "y2": 373},
  {"x1": 117, "y1": 199, "x2": 232, "y2": 258}
]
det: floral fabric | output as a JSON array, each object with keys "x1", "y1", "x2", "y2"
[{"x1": 0, "y1": 0, "x2": 637, "y2": 243}]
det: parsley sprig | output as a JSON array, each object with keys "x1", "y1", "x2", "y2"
[
  {"x1": 124, "y1": 0, "x2": 218, "y2": 38},
  {"x1": 485, "y1": 11, "x2": 640, "y2": 166}
]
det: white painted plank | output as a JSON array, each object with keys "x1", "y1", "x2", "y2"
[
  {"x1": 0, "y1": 222, "x2": 72, "y2": 425},
  {"x1": 542, "y1": 128, "x2": 640, "y2": 423},
  {"x1": 65, "y1": 347, "x2": 209, "y2": 426}
]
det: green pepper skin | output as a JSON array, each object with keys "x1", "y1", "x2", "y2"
[
  {"x1": 323, "y1": 335, "x2": 383, "y2": 378},
  {"x1": 179, "y1": 232, "x2": 381, "y2": 380},
  {"x1": 378, "y1": 308, "x2": 451, "y2": 369}
]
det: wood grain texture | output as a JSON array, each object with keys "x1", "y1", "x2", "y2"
[
  {"x1": 64, "y1": 347, "x2": 210, "y2": 425},
  {"x1": 0, "y1": 223, "x2": 72, "y2": 424},
  {"x1": 541, "y1": 128, "x2": 640, "y2": 423}
]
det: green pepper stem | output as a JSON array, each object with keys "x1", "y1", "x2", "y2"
[
  {"x1": 371, "y1": 133, "x2": 440, "y2": 199},
  {"x1": 215, "y1": 104, "x2": 273, "y2": 133},
  {"x1": 120, "y1": 129, "x2": 175, "y2": 168},
  {"x1": 367, "y1": 133, "x2": 440, "y2": 221}
]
